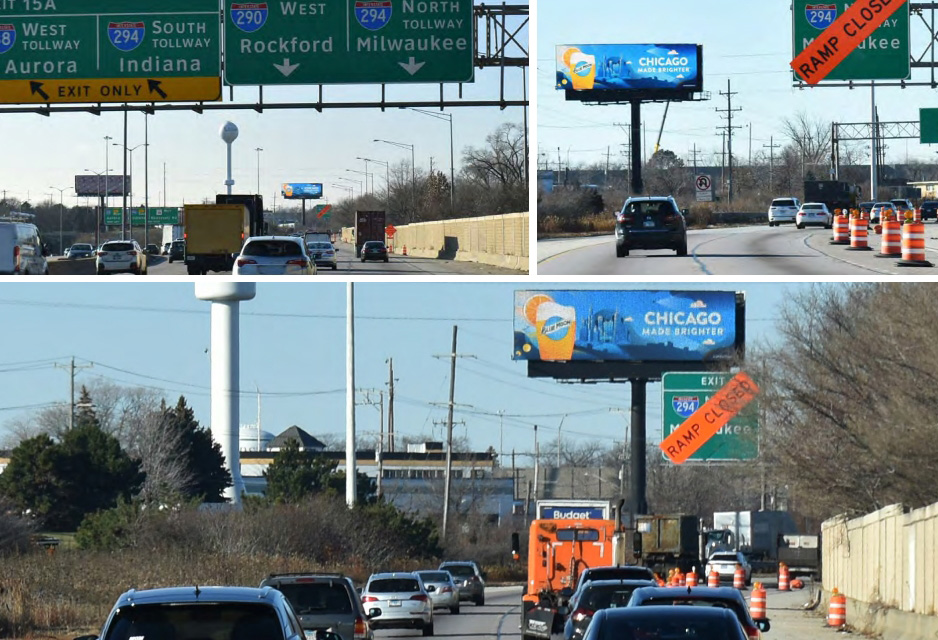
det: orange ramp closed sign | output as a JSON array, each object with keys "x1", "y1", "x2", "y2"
[{"x1": 660, "y1": 372, "x2": 759, "y2": 464}]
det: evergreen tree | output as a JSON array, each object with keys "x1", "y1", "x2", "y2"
[
  {"x1": 163, "y1": 396, "x2": 231, "y2": 502},
  {"x1": 264, "y1": 439, "x2": 377, "y2": 504},
  {"x1": 0, "y1": 434, "x2": 58, "y2": 518}
]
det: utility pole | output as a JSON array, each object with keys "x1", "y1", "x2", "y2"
[
  {"x1": 386, "y1": 358, "x2": 395, "y2": 453},
  {"x1": 690, "y1": 143, "x2": 701, "y2": 176},
  {"x1": 533, "y1": 424, "x2": 540, "y2": 501},
  {"x1": 346, "y1": 282, "x2": 357, "y2": 508},
  {"x1": 716, "y1": 79, "x2": 742, "y2": 203},
  {"x1": 763, "y1": 136, "x2": 781, "y2": 195},
  {"x1": 54, "y1": 357, "x2": 93, "y2": 431},
  {"x1": 441, "y1": 325, "x2": 459, "y2": 544},
  {"x1": 604, "y1": 146, "x2": 611, "y2": 186}
]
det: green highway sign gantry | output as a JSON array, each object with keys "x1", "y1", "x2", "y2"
[
  {"x1": 661, "y1": 371, "x2": 759, "y2": 462},
  {"x1": 105, "y1": 207, "x2": 180, "y2": 226},
  {"x1": 224, "y1": 0, "x2": 475, "y2": 85},
  {"x1": 0, "y1": 0, "x2": 221, "y2": 104},
  {"x1": 792, "y1": 1, "x2": 910, "y2": 82}
]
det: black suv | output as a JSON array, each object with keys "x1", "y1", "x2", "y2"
[
  {"x1": 921, "y1": 200, "x2": 938, "y2": 221},
  {"x1": 260, "y1": 573, "x2": 373, "y2": 640},
  {"x1": 168, "y1": 239, "x2": 185, "y2": 263},
  {"x1": 614, "y1": 196, "x2": 687, "y2": 257}
]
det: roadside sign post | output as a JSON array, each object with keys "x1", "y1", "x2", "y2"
[
  {"x1": 660, "y1": 371, "x2": 760, "y2": 464},
  {"x1": 224, "y1": 0, "x2": 474, "y2": 85},
  {"x1": 0, "y1": 0, "x2": 221, "y2": 104},
  {"x1": 695, "y1": 174, "x2": 713, "y2": 203},
  {"x1": 791, "y1": 0, "x2": 910, "y2": 84}
]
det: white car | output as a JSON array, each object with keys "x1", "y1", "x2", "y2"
[
  {"x1": 361, "y1": 572, "x2": 434, "y2": 635},
  {"x1": 233, "y1": 236, "x2": 316, "y2": 276},
  {"x1": 96, "y1": 239, "x2": 147, "y2": 275},
  {"x1": 306, "y1": 241, "x2": 338, "y2": 270},
  {"x1": 705, "y1": 551, "x2": 752, "y2": 586},
  {"x1": 767, "y1": 197, "x2": 800, "y2": 226},
  {"x1": 795, "y1": 202, "x2": 832, "y2": 229},
  {"x1": 414, "y1": 570, "x2": 460, "y2": 614}
]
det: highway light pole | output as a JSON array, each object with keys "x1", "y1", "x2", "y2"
[
  {"x1": 358, "y1": 157, "x2": 389, "y2": 205},
  {"x1": 84, "y1": 168, "x2": 105, "y2": 248},
  {"x1": 339, "y1": 176, "x2": 363, "y2": 197},
  {"x1": 49, "y1": 185, "x2": 69, "y2": 254},
  {"x1": 374, "y1": 139, "x2": 416, "y2": 222},
  {"x1": 255, "y1": 147, "x2": 263, "y2": 194},
  {"x1": 346, "y1": 169, "x2": 371, "y2": 195},
  {"x1": 114, "y1": 142, "x2": 144, "y2": 240},
  {"x1": 407, "y1": 108, "x2": 455, "y2": 215}
]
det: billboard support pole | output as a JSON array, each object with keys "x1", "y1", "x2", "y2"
[
  {"x1": 630, "y1": 102, "x2": 644, "y2": 195},
  {"x1": 630, "y1": 378, "x2": 648, "y2": 515}
]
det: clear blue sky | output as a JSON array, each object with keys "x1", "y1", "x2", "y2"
[
  {"x1": 537, "y1": 0, "x2": 934, "y2": 172},
  {"x1": 1, "y1": 0, "x2": 527, "y2": 209},
  {"x1": 0, "y1": 282, "x2": 807, "y2": 463}
]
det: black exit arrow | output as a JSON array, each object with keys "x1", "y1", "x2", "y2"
[
  {"x1": 147, "y1": 79, "x2": 167, "y2": 99},
  {"x1": 29, "y1": 81, "x2": 49, "y2": 101}
]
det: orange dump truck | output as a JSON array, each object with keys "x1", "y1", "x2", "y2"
[{"x1": 519, "y1": 518, "x2": 626, "y2": 640}]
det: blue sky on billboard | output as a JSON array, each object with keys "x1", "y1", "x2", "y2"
[
  {"x1": 555, "y1": 44, "x2": 702, "y2": 92},
  {"x1": 513, "y1": 290, "x2": 736, "y2": 362},
  {"x1": 280, "y1": 183, "x2": 324, "y2": 199},
  {"x1": 0, "y1": 282, "x2": 807, "y2": 460}
]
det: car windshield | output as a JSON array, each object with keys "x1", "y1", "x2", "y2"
[
  {"x1": 772, "y1": 199, "x2": 796, "y2": 207},
  {"x1": 275, "y1": 583, "x2": 352, "y2": 614},
  {"x1": 103, "y1": 603, "x2": 283, "y2": 640},
  {"x1": 369, "y1": 578, "x2": 420, "y2": 593},
  {"x1": 104, "y1": 242, "x2": 133, "y2": 251},
  {"x1": 441, "y1": 565, "x2": 474, "y2": 578},
  {"x1": 243, "y1": 240, "x2": 302, "y2": 257},
  {"x1": 417, "y1": 572, "x2": 451, "y2": 583},
  {"x1": 623, "y1": 201, "x2": 676, "y2": 217}
]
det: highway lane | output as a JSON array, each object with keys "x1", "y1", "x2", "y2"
[
  {"x1": 147, "y1": 241, "x2": 526, "y2": 276},
  {"x1": 410, "y1": 584, "x2": 833, "y2": 640},
  {"x1": 537, "y1": 224, "x2": 938, "y2": 276}
]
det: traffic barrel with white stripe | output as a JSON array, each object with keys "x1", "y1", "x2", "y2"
[
  {"x1": 749, "y1": 584, "x2": 767, "y2": 620},
  {"x1": 778, "y1": 564, "x2": 790, "y2": 591},
  {"x1": 847, "y1": 216, "x2": 871, "y2": 250},
  {"x1": 878, "y1": 220, "x2": 902, "y2": 257},
  {"x1": 897, "y1": 221, "x2": 934, "y2": 267},
  {"x1": 831, "y1": 214, "x2": 849, "y2": 244},
  {"x1": 828, "y1": 590, "x2": 847, "y2": 627}
]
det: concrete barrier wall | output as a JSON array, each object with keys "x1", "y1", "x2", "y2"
[
  {"x1": 822, "y1": 502, "x2": 938, "y2": 637},
  {"x1": 340, "y1": 212, "x2": 528, "y2": 271}
]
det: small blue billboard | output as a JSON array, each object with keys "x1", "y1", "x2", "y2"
[
  {"x1": 281, "y1": 183, "x2": 323, "y2": 199},
  {"x1": 556, "y1": 43, "x2": 702, "y2": 94},
  {"x1": 513, "y1": 290, "x2": 739, "y2": 363}
]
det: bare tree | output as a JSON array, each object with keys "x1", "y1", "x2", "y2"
[
  {"x1": 125, "y1": 404, "x2": 194, "y2": 503},
  {"x1": 781, "y1": 112, "x2": 832, "y2": 181}
]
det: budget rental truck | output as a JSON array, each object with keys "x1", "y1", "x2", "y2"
[{"x1": 183, "y1": 203, "x2": 250, "y2": 275}]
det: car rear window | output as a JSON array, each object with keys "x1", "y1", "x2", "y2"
[
  {"x1": 709, "y1": 554, "x2": 737, "y2": 562},
  {"x1": 73, "y1": 244, "x2": 92, "y2": 251},
  {"x1": 418, "y1": 572, "x2": 451, "y2": 582},
  {"x1": 597, "y1": 614, "x2": 735, "y2": 640},
  {"x1": 104, "y1": 603, "x2": 283, "y2": 640},
  {"x1": 243, "y1": 240, "x2": 303, "y2": 257},
  {"x1": 772, "y1": 199, "x2": 796, "y2": 207},
  {"x1": 369, "y1": 579, "x2": 420, "y2": 593},
  {"x1": 363, "y1": 242, "x2": 385, "y2": 249},
  {"x1": 275, "y1": 583, "x2": 352, "y2": 614},
  {"x1": 802, "y1": 204, "x2": 824, "y2": 211},
  {"x1": 583, "y1": 585, "x2": 642, "y2": 610},
  {"x1": 440, "y1": 565, "x2": 474, "y2": 578},
  {"x1": 103, "y1": 242, "x2": 134, "y2": 251},
  {"x1": 584, "y1": 567, "x2": 654, "y2": 582},
  {"x1": 623, "y1": 201, "x2": 677, "y2": 217}
]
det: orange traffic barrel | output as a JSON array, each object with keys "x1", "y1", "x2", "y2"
[
  {"x1": 733, "y1": 565, "x2": 746, "y2": 590},
  {"x1": 828, "y1": 590, "x2": 847, "y2": 627},
  {"x1": 847, "y1": 216, "x2": 871, "y2": 250},
  {"x1": 670, "y1": 571, "x2": 681, "y2": 586},
  {"x1": 778, "y1": 564, "x2": 790, "y2": 591},
  {"x1": 897, "y1": 221, "x2": 934, "y2": 267},
  {"x1": 686, "y1": 570, "x2": 698, "y2": 587},
  {"x1": 831, "y1": 215, "x2": 849, "y2": 244},
  {"x1": 708, "y1": 570, "x2": 719, "y2": 588},
  {"x1": 749, "y1": 584, "x2": 767, "y2": 620},
  {"x1": 877, "y1": 220, "x2": 902, "y2": 257},
  {"x1": 913, "y1": 208, "x2": 922, "y2": 223}
]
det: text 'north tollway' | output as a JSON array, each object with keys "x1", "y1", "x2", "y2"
[{"x1": 224, "y1": 0, "x2": 474, "y2": 85}]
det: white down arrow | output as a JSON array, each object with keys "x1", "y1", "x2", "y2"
[
  {"x1": 274, "y1": 58, "x2": 300, "y2": 76},
  {"x1": 398, "y1": 57, "x2": 426, "y2": 75}
]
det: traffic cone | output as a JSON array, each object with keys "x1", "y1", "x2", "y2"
[
  {"x1": 749, "y1": 584, "x2": 767, "y2": 620},
  {"x1": 403, "y1": 245, "x2": 408, "y2": 256},
  {"x1": 827, "y1": 588, "x2": 847, "y2": 628},
  {"x1": 733, "y1": 565, "x2": 746, "y2": 590},
  {"x1": 778, "y1": 563, "x2": 790, "y2": 591},
  {"x1": 707, "y1": 570, "x2": 719, "y2": 588},
  {"x1": 686, "y1": 569, "x2": 698, "y2": 587}
]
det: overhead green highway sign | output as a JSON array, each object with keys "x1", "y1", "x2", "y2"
[
  {"x1": 223, "y1": 0, "x2": 475, "y2": 85},
  {"x1": 0, "y1": 0, "x2": 221, "y2": 104},
  {"x1": 791, "y1": 1, "x2": 910, "y2": 82},
  {"x1": 105, "y1": 207, "x2": 180, "y2": 226},
  {"x1": 662, "y1": 371, "x2": 759, "y2": 462}
]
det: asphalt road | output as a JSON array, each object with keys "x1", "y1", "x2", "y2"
[
  {"x1": 145, "y1": 241, "x2": 525, "y2": 276},
  {"x1": 407, "y1": 582, "x2": 833, "y2": 640},
  {"x1": 537, "y1": 223, "x2": 938, "y2": 276}
]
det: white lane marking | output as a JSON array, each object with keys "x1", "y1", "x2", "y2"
[{"x1": 497, "y1": 603, "x2": 520, "y2": 640}]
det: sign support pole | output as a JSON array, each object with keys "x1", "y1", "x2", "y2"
[
  {"x1": 871, "y1": 82, "x2": 879, "y2": 200},
  {"x1": 630, "y1": 102, "x2": 644, "y2": 195},
  {"x1": 630, "y1": 379, "x2": 648, "y2": 515}
]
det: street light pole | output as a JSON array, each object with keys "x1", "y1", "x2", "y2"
[
  {"x1": 114, "y1": 142, "x2": 144, "y2": 241},
  {"x1": 374, "y1": 139, "x2": 416, "y2": 222},
  {"x1": 357, "y1": 157, "x2": 389, "y2": 206},
  {"x1": 407, "y1": 108, "x2": 455, "y2": 215},
  {"x1": 255, "y1": 147, "x2": 263, "y2": 194},
  {"x1": 85, "y1": 168, "x2": 105, "y2": 248},
  {"x1": 346, "y1": 169, "x2": 371, "y2": 196},
  {"x1": 104, "y1": 135, "x2": 113, "y2": 213},
  {"x1": 49, "y1": 185, "x2": 69, "y2": 254}
]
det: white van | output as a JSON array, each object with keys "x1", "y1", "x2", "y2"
[{"x1": 0, "y1": 222, "x2": 49, "y2": 275}]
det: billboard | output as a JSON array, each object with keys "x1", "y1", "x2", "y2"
[
  {"x1": 556, "y1": 44, "x2": 703, "y2": 94},
  {"x1": 74, "y1": 174, "x2": 130, "y2": 197},
  {"x1": 281, "y1": 183, "x2": 323, "y2": 199},
  {"x1": 513, "y1": 290, "x2": 739, "y2": 363}
]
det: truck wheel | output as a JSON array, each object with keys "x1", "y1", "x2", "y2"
[
  {"x1": 475, "y1": 594, "x2": 484, "y2": 606},
  {"x1": 187, "y1": 265, "x2": 199, "y2": 275}
]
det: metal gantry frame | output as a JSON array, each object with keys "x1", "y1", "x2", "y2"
[
  {"x1": 0, "y1": 3, "x2": 529, "y2": 116},
  {"x1": 795, "y1": 2, "x2": 938, "y2": 89},
  {"x1": 831, "y1": 120, "x2": 920, "y2": 180}
]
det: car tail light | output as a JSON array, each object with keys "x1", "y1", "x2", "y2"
[
  {"x1": 354, "y1": 617, "x2": 368, "y2": 640},
  {"x1": 362, "y1": 596, "x2": 378, "y2": 603},
  {"x1": 286, "y1": 259, "x2": 309, "y2": 268},
  {"x1": 12, "y1": 245, "x2": 20, "y2": 272},
  {"x1": 572, "y1": 608, "x2": 594, "y2": 623},
  {"x1": 616, "y1": 213, "x2": 633, "y2": 224},
  {"x1": 410, "y1": 594, "x2": 428, "y2": 602},
  {"x1": 236, "y1": 258, "x2": 257, "y2": 267},
  {"x1": 97, "y1": 251, "x2": 107, "y2": 256},
  {"x1": 744, "y1": 624, "x2": 760, "y2": 640},
  {"x1": 127, "y1": 250, "x2": 136, "y2": 256},
  {"x1": 440, "y1": 586, "x2": 452, "y2": 593},
  {"x1": 662, "y1": 214, "x2": 678, "y2": 224}
]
